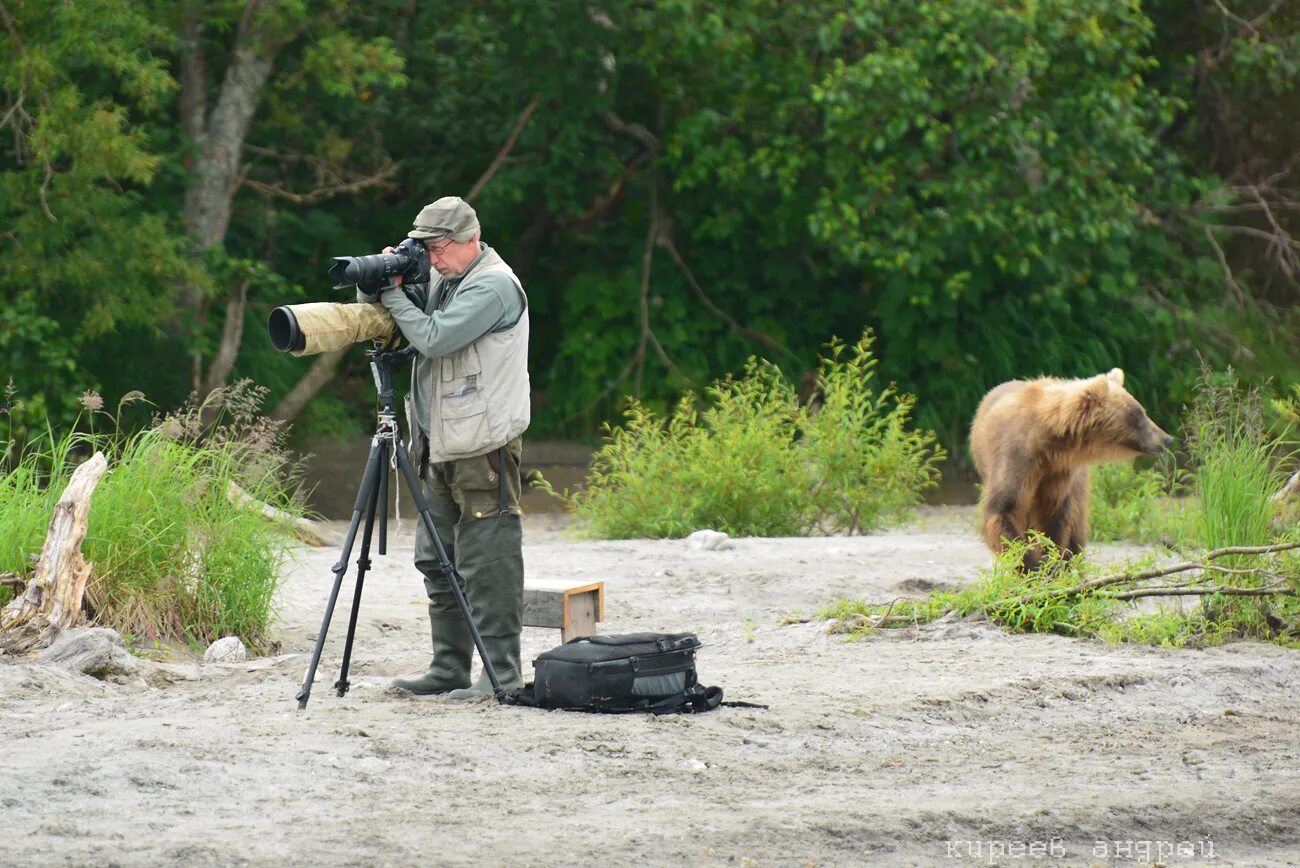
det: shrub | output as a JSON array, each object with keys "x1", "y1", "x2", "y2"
[
  {"x1": 0, "y1": 381, "x2": 303, "y2": 648},
  {"x1": 543, "y1": 331, "x2": 945, "y2": 538}
]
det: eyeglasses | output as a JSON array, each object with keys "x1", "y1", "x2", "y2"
[{"x1": 426, "y1": 238, "x2": 456, "y2": 256}]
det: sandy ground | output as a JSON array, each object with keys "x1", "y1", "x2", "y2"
[{"x1": 3, "y1": 505, "x2": 1299, "y2": 867}]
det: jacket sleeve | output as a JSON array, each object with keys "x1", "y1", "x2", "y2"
[{"x1": 378, "y1": 276, "x2": 515, "y2": 359}]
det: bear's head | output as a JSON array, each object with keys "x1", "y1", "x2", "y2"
[{"x1": 1065, "y1": 368, "x2": 1173, "y2": 461}]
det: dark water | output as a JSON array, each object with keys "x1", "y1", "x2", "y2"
[{"x1": 296, "y1": 437, "x2": 978, "y2": 520}]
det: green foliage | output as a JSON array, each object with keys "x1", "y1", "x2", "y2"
[
  {"x1": 1089, "y1": 460, "x2": 1189, "y2": 544},
  {"x1": 618, "y1": 0, "x2": 1210, "y2": 446},
  {"x1": 2, "y1": 0, "x2": 1296, "y2": 464},
  {"x1": 0, "y1": 0, "x2": 206, "y2": 431},
  {"x1": 800, "y1": 334, "x2": 947, "y2": 533},
  {"x1": 541, "y1": 331, "x2": 943, "y2": 538},
  {"x1": 0, "y1": 381, "x2": 302, "y2": 646}
]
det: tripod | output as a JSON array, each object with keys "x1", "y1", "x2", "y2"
[{"x1": 296, "y1": 347, "x2": 501, "y2": 709}]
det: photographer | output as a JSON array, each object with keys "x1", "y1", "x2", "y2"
[{"x1": 363, "y1": 196, "x2": 529, "y2": 699}]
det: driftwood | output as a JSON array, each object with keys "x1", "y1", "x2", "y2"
[
  {"x1": 0, "y1": 451, "x2": 108, "y2": 652},
  {"x1": 1275, "y1": 469, "x2": 1300, "y2": 504},
  {"x1": 226, "y1": 480, "x2": 334, "y2": 546}
]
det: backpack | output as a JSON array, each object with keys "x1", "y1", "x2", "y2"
[{"x1": 506, "y1": 632, "x2": 725, "y2": 714}]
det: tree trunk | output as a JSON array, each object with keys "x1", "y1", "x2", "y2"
[
  {"x1": 180, "y1": 2, "x2": 280, "y2": 393},
  {"x1": 270, "y1": 348, "x2": 348, "y2": 423},
  {"x1": 0, "y1": 452, "x2": 108, "y2": 651},
  {"x1": 202, "y1": 279, "x2": 249, "y2": 397}
]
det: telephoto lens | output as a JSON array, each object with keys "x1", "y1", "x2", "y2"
[
  {"x1": 267, "y1": 306, "x2": 305, "y2": 353},
  {"x1": 267, "y1": 302, "x2": 398, "y2": 356}
]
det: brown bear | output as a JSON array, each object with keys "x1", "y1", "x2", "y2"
[{"x1": 969, "y1": 368, "x2": 1172, "y2": 571}]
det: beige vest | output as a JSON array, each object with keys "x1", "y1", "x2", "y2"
[{"x1": 424, "y1": 260, "x2": 530, "y2": 462}]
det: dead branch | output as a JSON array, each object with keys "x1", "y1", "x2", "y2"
[
  {"x1": 561, "y1": 148, "x2": 656, "y2": 233},
  {"x1": 1103, "y1": 583, "x2": 1295, "y2": 601},
  {"x1": 1202, "y1": 223, "x2": 1248, "y2": 306},
  {"x1": 1063, "y1": 542, "x2": 1299, "y2": 596}
]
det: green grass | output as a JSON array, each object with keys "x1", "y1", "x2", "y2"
[
  {"x1": 0, "y1": 381, "x2": 303, "y2": 649},
  {"x1": 539, "y1": 330, "x2": 946, "y2": 539}
]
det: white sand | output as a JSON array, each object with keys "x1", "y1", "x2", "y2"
[{"x1": 2, "y1": 506, "x2": 1297, "y2": 866}]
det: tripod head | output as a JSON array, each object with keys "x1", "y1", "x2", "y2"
[{"x1": 367, "y1": 346, "x2": 418, "y2": 413}]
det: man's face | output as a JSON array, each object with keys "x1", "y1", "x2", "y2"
[{"x1": 425, "y1": 234, "x2": 479, "y2": 277}]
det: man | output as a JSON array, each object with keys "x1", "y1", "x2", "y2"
[{"x1": 365, "y1": 195, "x2": 529, "y2": 699}]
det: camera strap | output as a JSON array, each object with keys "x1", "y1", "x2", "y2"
[{"x1": 497, "y1": 446, "x2": 510, "y2": 516}]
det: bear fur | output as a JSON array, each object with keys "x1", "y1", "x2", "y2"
[{"x1": 969, "y1": 368, "x2": 1172, "y2": 571}]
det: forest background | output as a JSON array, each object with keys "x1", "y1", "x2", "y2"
[{"x1": 2, "y1": 0, "x2": 1297, "y2": 464}]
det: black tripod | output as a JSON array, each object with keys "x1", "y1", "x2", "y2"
[{"x1": 296, "y1": 347, "x2": 501, "y2": 709}]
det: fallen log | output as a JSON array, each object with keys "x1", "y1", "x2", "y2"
[
  {"x1": 0, "y1": 451, "x2": 108, "y2": 651},
  {"x1": 226, "y1": 480, "x2": 335, "y2": 546},
  {"x1": 1274, "y1": 469, "x2": 1300, "y2": 504}
]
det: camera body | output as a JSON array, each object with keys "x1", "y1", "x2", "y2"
[{"x1": 328, "y1": 237, "x2": 430, "y2": 294}]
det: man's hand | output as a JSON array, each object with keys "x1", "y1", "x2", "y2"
[{"x1": 381, "y1": 246, "x2": 404, "y2": 287}]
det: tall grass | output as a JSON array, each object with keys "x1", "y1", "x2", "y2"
[
  {"x1": 0, "y1": 381, "x2": 303, "y2": 648},
  {"x1": 540, "y1": 331, "x2": 945, "y2": 539},
  {"x1": 1185, "y1": 370, "x2": 1285, "y2": 549},
  {"x1": 1181, "y1": 369, "x2": 1295, "y2": 636}
]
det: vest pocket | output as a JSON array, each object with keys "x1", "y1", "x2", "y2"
[{"x1": 441, "y1": 382, "x2": 489, "y2": 454}]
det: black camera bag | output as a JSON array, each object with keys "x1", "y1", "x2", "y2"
[{"x1": 507, "y1": 632, "x2": 724, "y2": 714}]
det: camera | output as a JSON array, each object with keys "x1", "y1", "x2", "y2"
[
  {"x1": 328, "y1": 237, "x2": 430, "y2": 295},
  {"x1": 268, "y1": 237, "x2": 431, "y2": 356}
]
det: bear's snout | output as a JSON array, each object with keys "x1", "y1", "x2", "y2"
[{"x1": 1141, "y1": 425, "x2": 1173, "y2": 455}]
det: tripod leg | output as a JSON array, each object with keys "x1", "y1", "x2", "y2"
[
  {"x1": 378, "y1": 451, "x2": 389, "y2": 557},
  {"x1": 391, "y1": 440, "x2": 503, "y2": 695},
  {"x1": 296, "y1": 440, "x2": 384, "y2": 710},
  {"x1": 334, "y1": 440, "x2": 385, "y2": 697}
]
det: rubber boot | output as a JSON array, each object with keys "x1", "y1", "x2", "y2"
[
  {"x1": 394, "y1": 486, "x2": 470, "y2": 694},
  {"x1": 446, "y1": 513, "x2": 525, "y2": 700},
  {"x1": 391, "y1": 613, "x2": 472, "y2": 694},
  {"x1": 447, "y1": 633, "x2": 523, "y2": 699}
]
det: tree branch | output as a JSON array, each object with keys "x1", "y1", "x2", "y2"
[
  {"x1": 240, "y1": 160, "x2": 399, "y2": 205},
  {"x1": 466, "y1": 93, "x2": 540, "y2": 204},
  {"x1": 634, "y1": 178, "x2": 658, "y2": 396},
  {"x1": 1103, "y1": 583, "x2": 1295, "y2": 601},
  {"x1": 659, "y1": 232, "x2": 794, "y2": 360},
  {"x1": 1019, "y1": 542, "x2": 1300, "y2": 603}
]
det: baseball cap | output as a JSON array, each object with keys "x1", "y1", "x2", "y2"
[{"x1": 408, "y1": 196, "x2": 480, "y2": 242}]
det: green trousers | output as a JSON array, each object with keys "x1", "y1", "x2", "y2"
[{"x1": 406, "y1": 437, "x2": 525, "y2": 694}]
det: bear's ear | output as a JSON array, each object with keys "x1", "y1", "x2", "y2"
[
  {"x1": 1076, "y1": 374, "x2": 1110, "y2": 414},
  {"x1": 1107, "y1": 367, "x2": 1125, "y2": 387}
]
